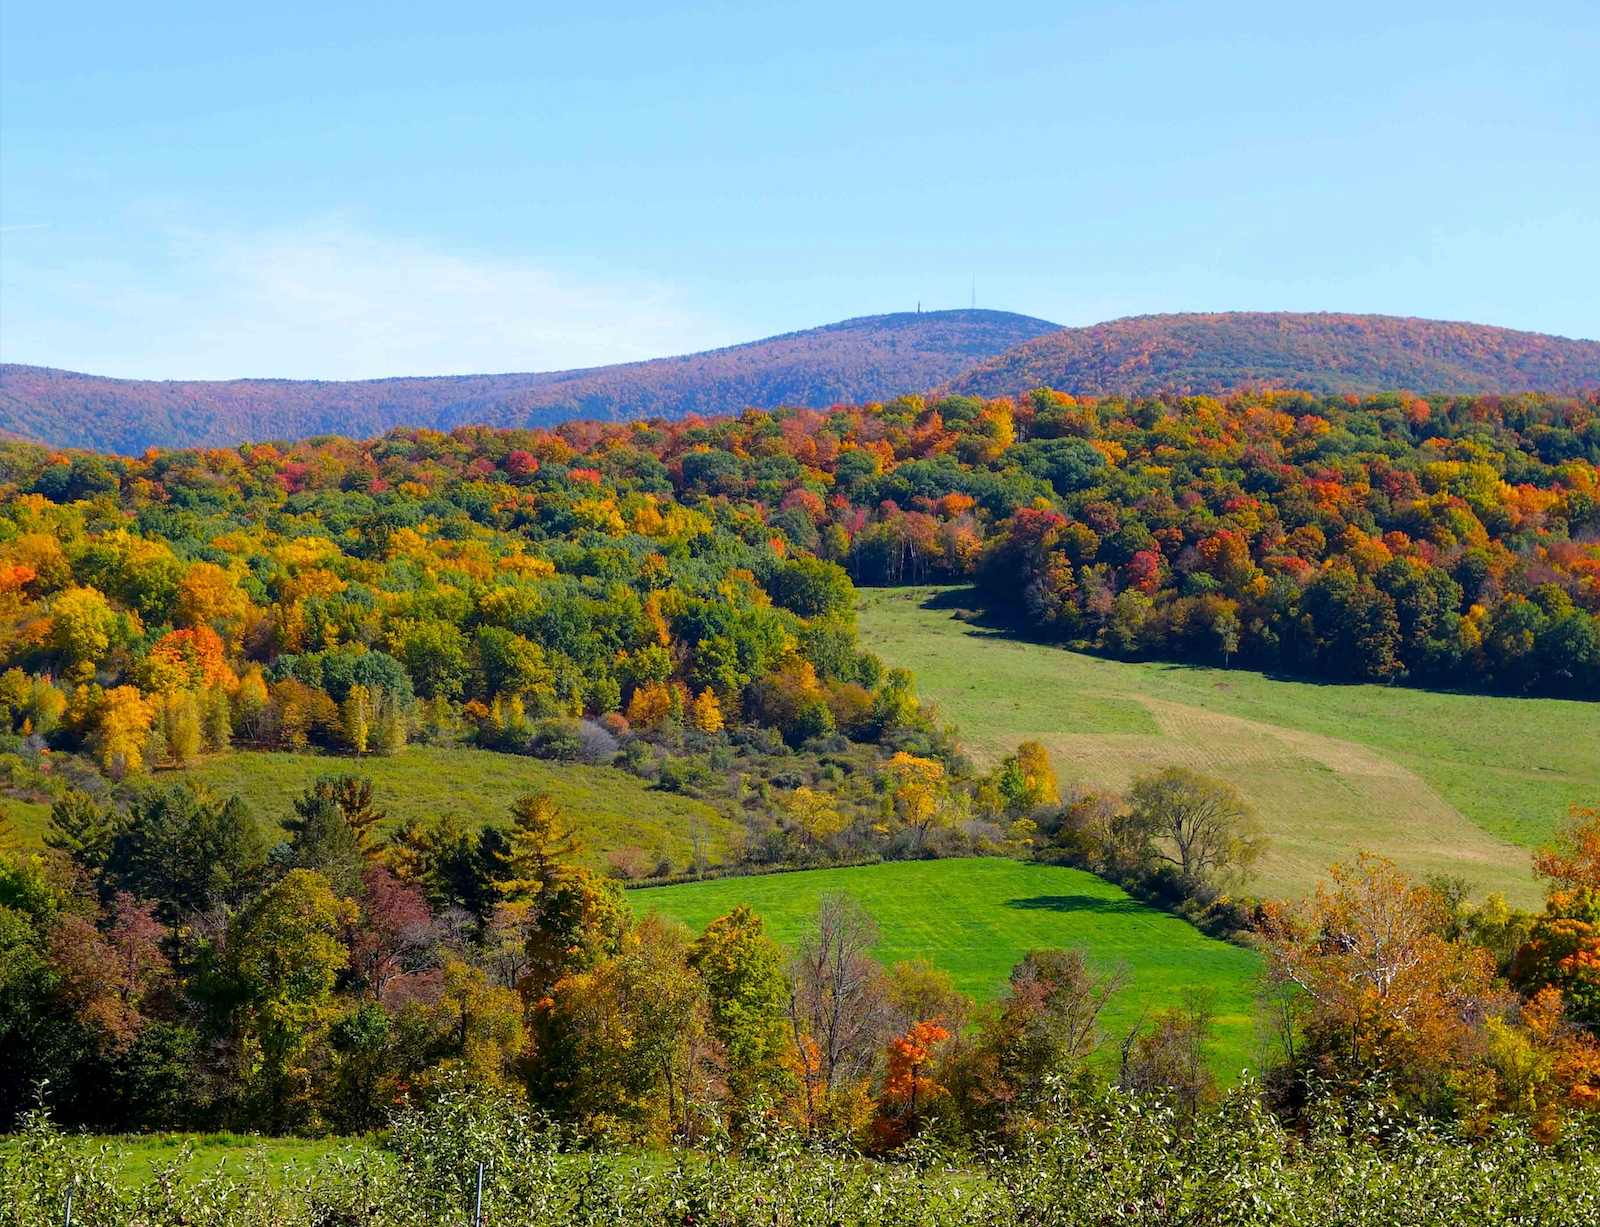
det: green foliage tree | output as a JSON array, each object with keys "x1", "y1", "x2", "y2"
[
  {"x1": 216, "y1": 868, "x2": 357, "y2": 1132},
  {"x1": 43, "y1": 789, "x2": 120, "y2": 881},
  {"x1": 688, "y1": 904, "x2": 791, "y2": 1112},
  {"x1": 1127, "y1": 766, "x2": 1266, "y2": 885},
  {"x1": 769, "y1": 556, "x2": 856, "y2": 620},
  {"x1": 106, "y1": 782, "x2": 272, "y2": 919}
]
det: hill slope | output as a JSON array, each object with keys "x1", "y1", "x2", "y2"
[
  {"x1": 857, "y1": 588, "x2": 1600, "y2": 907},
  {"x1": 0, "y1": 309, "x2": 1058, "y2": 453},
  {"x1": 946, "y1": 312, "x2": 1600, "y2": 399}
]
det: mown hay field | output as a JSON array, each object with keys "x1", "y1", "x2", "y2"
[
  {"x1": 857, "y1": 587, "x2": 1600, "y2": 906},
  {"x1": 641, "y1": 857, "x2": 1262, "y2": 1078}
]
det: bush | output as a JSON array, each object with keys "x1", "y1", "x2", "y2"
[
  {"x1": 528, "y1": 717, "x2": 584, "y2": 761},
  {"x1": 657, "y1": 756, "x2": 711, "y2": 794},
  {"x1": 605, "y1": 845, "x2": 655, "y2": 880},
  {"x1": 621, "y1": 738, "x2": 655, "y2": 777},
  {"x1": 574, "y1": 719, "x2": 620, "y2": 765}
]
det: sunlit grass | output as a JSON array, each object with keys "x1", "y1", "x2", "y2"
[
  {"x1": 641, "y1": 857, "x2": 1263, "y2": 1079},
  {"x1": 857, "y1": 586, "x2": 1597, "y2": 905}
]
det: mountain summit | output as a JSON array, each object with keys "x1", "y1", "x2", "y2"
[
  {"x1": 0, "y1": 309, "x2": 1059, "y2": 453},
  {"x1": 945, "y1": 312, "x2": 1600, "y2": 400}
]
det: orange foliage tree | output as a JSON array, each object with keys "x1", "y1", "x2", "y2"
[
  {"x1": 1262, "y1": 853, "x2": 1503, "y2": 1098},
  {"x1": 870, "y1": 1019, "x2": 950, "y2": 1149},
  {"x1": 1516, "y1": 805, "x2": 1600, "y2": 1035}
]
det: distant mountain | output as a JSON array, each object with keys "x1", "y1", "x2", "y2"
[
  {"x1": 945, "y1": 312, "x2": 1600, "y2": 400},
  {"x1": 0, "y1": 309, "x2": 1059, "y2": 453}
]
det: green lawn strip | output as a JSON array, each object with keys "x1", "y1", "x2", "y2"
[
  {"x1": 638, "y1": 858, "x2": 1262, "y2": 1080},
  {"x1": 0, "y1": 1132, "x2": 385, "y2": 1189}
]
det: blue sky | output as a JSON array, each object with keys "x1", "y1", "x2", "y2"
[{"x1": 2, "y1": 1, "x2": 1596, "y2": 380}]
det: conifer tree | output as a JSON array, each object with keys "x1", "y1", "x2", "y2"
[
  {"x1": 291, "y1": 774, "x2": 386, "y2": 858},
  {"x1": 44, "y1": 788, "x2": 120, "y2": 877},
  {"x1": 495, "y1": 792, "x2": 583, "y2": 900}
]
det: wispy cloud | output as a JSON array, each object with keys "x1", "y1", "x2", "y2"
[{"x1": 1, "y1": 215, "x2": 731, "y2": 380}]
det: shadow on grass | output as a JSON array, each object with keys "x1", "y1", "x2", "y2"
[
  {"x1": 879, "y1": 585, "x2": 1578, "y2": 705},
  {"x1": 1005, "y1": 894, "x2": 1152, "y2": 916}
]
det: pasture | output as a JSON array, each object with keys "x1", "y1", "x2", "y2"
[
  {"x1": 639, "y1": 857, "x2": 1263, "y2": 1078},
  {"x1": 176, "y1": 746, "x2": 740, "y2": 873},
  {"x1": 856, "y1": 586, "x2": 1600, "y2": 905}
]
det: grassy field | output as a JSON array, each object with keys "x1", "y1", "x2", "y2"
[
  {"x1": 639, "y1": 858, "x2": 1263, "y2": 1078},
  {"x1": 858, "y1": 587, "x2": 1600, "y2": 906},
  {"x1": 172, "y1": 746, "x2": 741, "y2": 872},
  {"x1": 43, "y1": 1132, "x2": 383, "y2": 1186},
  {"x1": 2, "y1": 796, "x2": 52, "y2": 847}
]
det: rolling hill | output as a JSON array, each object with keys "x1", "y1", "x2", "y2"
[
  {"x1": 945, "y1": 312, "x2": 1600, "y2": 400},
  {"x1": 0, "y1": 309, "x2": 1059, "y2": 453}
]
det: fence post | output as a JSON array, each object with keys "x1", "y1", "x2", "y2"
[
  {"x1": 62, "y1": 1183, "x2": 74, "y2": 1227},
  {"x1": 472, "y1": 1161, "x2": 485, "y2": 1227}
]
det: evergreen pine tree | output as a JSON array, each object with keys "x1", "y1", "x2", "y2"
[{"x1": 44, "y1": 788, "x2": 120, "y2": 877}]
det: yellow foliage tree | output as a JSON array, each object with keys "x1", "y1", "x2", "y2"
[
  {"x1": 233, "y1": 668, "x2": 269, "y2": 739},
  {"x1": 689, "y1": 688, "x2": 723, "y2": 733},
  {"x1": 162, "y1": 691, "x2": 203, "y2": 766},
  {"x1": 49, "y1": 586, "x2": 117, "y2": 681},
  {"x1": 342, "y1": 683, "x2": 374, "y2": 754},
  {"x1": 95, "y1": 685, "x2": 157, "y2": 776},
  {"x1": 886, "y1": 752, "x2": 947, "y2": 852},
  {"x1": 175, "y1": 561, "x2": 253, "y2": 648},
  {"x1": 785, "y1": 786, "x2": 846, "y2": 847},
  {"x1": 995, "y1": 740, "x2": 1060, "y2": 813},
  {"x1": 626, "y1": 681, "x2": 675, "y2": 729},
  {"x1": 496, "y1": 793, "x2": 584, "y2": 901}
]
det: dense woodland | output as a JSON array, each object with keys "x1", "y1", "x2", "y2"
[{"x1": 0, "y1": 385, "x2": 1598, "y2": 1214}]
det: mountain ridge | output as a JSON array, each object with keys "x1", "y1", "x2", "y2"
[
  {"x1": 6, "y1": 309, "x2": 1599, "y2": 455},
  {"x1": 0, "y1": 309, "x2": 1059, "y2": 453}
]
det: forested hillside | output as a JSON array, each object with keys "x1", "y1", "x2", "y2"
[
  {"x1": 0, "y1": 309, "x2": 1058, "y2": 453},
  {"x1": 0, "y1": 383, "x2": 1597, "y2": 1170},
  {"x1": 948, "y1": 312, "x2": 1600, "y2": 400}
]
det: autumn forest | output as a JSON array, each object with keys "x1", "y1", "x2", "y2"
[{"x1": 1, "y1": 384, "x2": 1599, "y2": 1223}]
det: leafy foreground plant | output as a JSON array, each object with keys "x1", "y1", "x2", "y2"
[{"x1": 4, "y1": 1082, "x2": 1597, "y2": 1226}]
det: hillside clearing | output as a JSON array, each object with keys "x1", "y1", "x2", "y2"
[
  {"x1": 175, "y1": 746, "x2": 739, "y2": 872},
  {"x1": 857, "y1": 587, "x2": 1599, "y2": 906},
  {"x1": 639, "y1": 858, "x2": 1262, "y2": 1078}
]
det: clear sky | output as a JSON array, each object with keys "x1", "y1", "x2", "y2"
[{"x1": 2, "y1": 1, "x2": 1596, "y2": 380}]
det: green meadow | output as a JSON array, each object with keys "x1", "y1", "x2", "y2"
[
  {"x1": 640, "y1": 857, "x2": 1263, "y2": 1078},
  {"x1": 857, "y1": 586, "x2": 1600, "y2": 905},
  {"x1": 175, "y1": 745, "x2": 739, "y2": 872}
]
